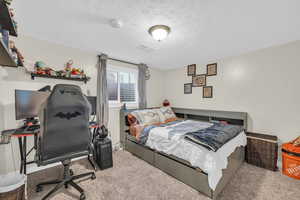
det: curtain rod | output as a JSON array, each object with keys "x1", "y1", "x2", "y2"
[
  {"x1": 98, "y1": 55, "x2": 139, "y2": 66},
  {"x1": 108, "y1": 57, "x2": 139, "y2": 66}
]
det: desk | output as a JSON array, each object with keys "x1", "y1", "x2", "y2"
[{"x1": 1, "y1": 123, "x2": 99, "y2": 175}]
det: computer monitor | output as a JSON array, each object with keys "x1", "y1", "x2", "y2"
[
  {"x1": 87, "y1": 96, "x2": 97, "y2": 115},
  {"x1": 15, "y1": 90, "x2": 50, "y2": 120}
]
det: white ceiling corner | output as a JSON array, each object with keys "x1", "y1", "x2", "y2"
[{"x1": 13, "y1": 0, "x2": 300, "y2": 70}]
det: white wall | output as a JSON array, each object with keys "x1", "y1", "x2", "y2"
[
  {"x1": 0, "y1": 36, "x2": 164, "y2": 174},
  {"x1": 163, "y1": 40, "x2": 300, "y2": 144},
  {"x1": 3, "y1": 35, "x2": 298, "y2": 174}
]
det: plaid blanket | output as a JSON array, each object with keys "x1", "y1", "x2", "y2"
[{"x1": 185, "y1": 123, "x2": 244, "y2": 152}]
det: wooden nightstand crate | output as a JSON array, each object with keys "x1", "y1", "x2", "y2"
[{"x1": 246, "y1": 132, "x2": 278, "y2": 171}]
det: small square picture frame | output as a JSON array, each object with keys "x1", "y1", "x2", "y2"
[
  {"x1": 187, "y1": 64, "x2": 196, "y2": 76},
  {"x1": 192, "y1": 74, "x2": 206, "y2": 87},
  {"x1": 207, "y1": 63, "x2": 217, "y2": 76},
  {"x1": 203, "y1": 86, "x2": 213, "y2": 98},
  {"x1": 184, "y1": 83, "x2": 192, "y2": 94}
]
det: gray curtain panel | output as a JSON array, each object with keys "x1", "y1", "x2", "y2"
[
  {"x1": 96, "y1": 54, "x2": 109, "y2": 127},
  {"x1": 138, "y1": 63, "x2": 148, "y2": 109}
]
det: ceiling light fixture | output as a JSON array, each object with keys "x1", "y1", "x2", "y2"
[{"x1": 148, "y1": 25, "x2": 171, "y2": 41}]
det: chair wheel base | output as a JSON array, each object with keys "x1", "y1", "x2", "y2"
[
  {"x1": 91, "y1": 174, "x2": 96, "y2": 180},
  {"x1": 80, "y1": 193, "x2": 86, "y2": 200}
]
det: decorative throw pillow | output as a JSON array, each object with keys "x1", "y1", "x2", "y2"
[
  {"x1": 159, "y1": 106, "x2": 176, "y2": 122},
  {"x1": 127, "y1": 114, "x2": 137, "y2": 125},
  {"x1": 152, "y1": 108, "x2": 166, "y2": 122},
  {"x1": 131, "y1": 109, "x2": 161, "y2": 125}
]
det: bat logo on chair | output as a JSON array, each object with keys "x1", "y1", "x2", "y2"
[{"x1": 54, "y1": 111, "x2": 81, "y2": 120}]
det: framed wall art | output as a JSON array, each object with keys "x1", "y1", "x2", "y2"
[
  {"x1": 192, "y1": 74, "x2": 206, "y2": 87},
  {"x1": 184, "y1": 83, "x2": 192, "y2": 94},
  {"x1": 187, "y1": 64, "x2": 196, "y2": 76},
  {"x1": 206, "y1": 63, "x2": 217, "y2": 76},
  {"x1": 203, "y1": 86, "x2": 213, "y2": 98}
]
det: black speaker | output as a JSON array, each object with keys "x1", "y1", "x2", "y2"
[{"x1": 93, "y1": 137, "x2": 113, "y2": 170}]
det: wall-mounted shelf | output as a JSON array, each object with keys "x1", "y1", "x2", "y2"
[
  {"x1": 0, "y1": 38, "x2": 18, "y2": 67},
  {"x1": 31, "y1": 73, "x2": 91, "y2": 84},
  {"x1": 0, "y1": 0, "x2": 17, "y2": 37}
]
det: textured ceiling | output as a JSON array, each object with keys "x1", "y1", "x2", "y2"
[{"x1": 13, "y1": 0, "x2": 300, "y2": 69}]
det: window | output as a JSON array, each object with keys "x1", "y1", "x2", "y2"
[
  {"x1": 107, "y1": 66, "x2": 138, "y2": 106},
  {"x1": 107, "y1": 71, "x2": 118, "y2": 101}
]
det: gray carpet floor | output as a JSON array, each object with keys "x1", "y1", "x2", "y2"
[{"x1": 28, "y1": 150, "x2": 300, "y2": 200}]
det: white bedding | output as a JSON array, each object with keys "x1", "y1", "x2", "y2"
[{"x1": 145, "y1": 120, "x2": 247, "y2": 190}]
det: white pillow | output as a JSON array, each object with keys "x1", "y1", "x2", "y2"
[
  {"x1": 154, "y1": 109, "x2": 166, "y2": 123},
  {"x1": 131, "y1": 109, "x2": 161, "y2": 125},
  {"x1": 159, "y1": 106, "x2": 176, "y2": 121}
]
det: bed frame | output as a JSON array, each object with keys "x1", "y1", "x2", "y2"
[{"x1": 120, "y1": 107, "x2": 247, "y2": 200}]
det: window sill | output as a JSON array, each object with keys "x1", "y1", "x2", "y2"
[
  {"x1": 109, "y1": 103, "x2": 123, "y2": 109},
  {"x1": 109, "y1": 103, "x2": 138, "y2": 109}
]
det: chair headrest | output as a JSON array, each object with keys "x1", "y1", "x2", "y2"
[{"x1": 51, "y1": 84, "x2": 82, "y2": 97}]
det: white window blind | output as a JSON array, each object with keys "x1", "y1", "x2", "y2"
[
  {"x1": 119, "y1": 72, "x2": 136, "y2": 102},
  {"x1": 107, "y1": 71, "x2": 118, "y2": 101},
  {"x1": 107, "y1": 66, "x2": 138, "y2": 105}
]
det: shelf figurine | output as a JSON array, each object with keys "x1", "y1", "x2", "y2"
[
  {"x1": 56, "y1": 70, "x2": 66, "y2": 77},
  {"x1": 9, "y1": 40, "x2": 24, "y2": 65},
  {"x1": 9, "y1": 8, "x2": 18, "y2": 32},
  {"x1": 4, "y1": 0, "x2": 13, "y2": 5},
  {"x1": 44, "y1": 67, "x2": 56, "y2": 76},
  {"x1": 0, "y1": 25, "x2": 9, "y2": 48},
  {"x1": 34, "y1": 61, "x2": 46, "y2": 75},
  {"x1": 71, "y1": 68, "x2": 82, "y2": 78},
  {"x1": 64, "y1": 59, "x2": 73, "y2": 77}
]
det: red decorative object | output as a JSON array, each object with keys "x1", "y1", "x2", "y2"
[
  {"x1": 282, "y1": 141, "x2": 300, "y2": 180},
  {"x1": 163, "y1": 99, "x2": 170, "y2": 107}
]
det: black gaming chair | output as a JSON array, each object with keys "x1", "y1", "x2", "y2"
[{"x1": 35, "y1": 84, "x2": 96, "y2": 200}]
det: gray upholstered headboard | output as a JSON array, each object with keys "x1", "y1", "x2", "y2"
[{"x1": 119, "y1": 107, "x2": 248, "y2": 148}]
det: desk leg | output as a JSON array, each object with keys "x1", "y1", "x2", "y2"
[
  {"x1": 23, "y1": 137, "x2": 27, "y2": 174},
  {"x1": 18, "y1": 137, "x2": 24, "y2": 174}
]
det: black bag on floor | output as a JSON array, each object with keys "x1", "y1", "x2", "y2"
[{"x1": 93, "y1": 126, "x2": 113, "y2": 170}]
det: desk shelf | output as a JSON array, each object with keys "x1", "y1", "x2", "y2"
[
  {"x1": 0, "y1": 0, "x2": 22, "y2": 68},
  {"x1": 0, "y1": 0, "x2": 17, "y2": 37}
]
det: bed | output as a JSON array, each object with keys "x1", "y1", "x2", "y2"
[{"x1": 120, "y1": 107, "x2": 247, "y2": 200}]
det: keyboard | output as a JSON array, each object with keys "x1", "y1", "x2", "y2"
[
  {"x1": 27, "y1": 125, "x2": 40, "y2": 132},
  {"x1": 14, "y1": 125, "x2": 40, "y2": 135}
]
